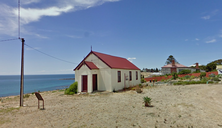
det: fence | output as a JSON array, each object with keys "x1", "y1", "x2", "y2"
[{"x1": 144, "y1": 71, "x2": 218, "y2": 82}]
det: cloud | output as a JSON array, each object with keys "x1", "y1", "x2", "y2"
[
  {"x1": 67, "y1": 35, "x2": 83, "y2": 39},
  {"x1": 201, "y1": 15, "x2": 210, "y2": 20},
  {"x1": 195, "y1": 38, "x2": 199, "y2": 41},
  {"x1": 128, "y1": 57, "x2": 136, "y2": 62},
  {"x1": 201, "y1": 10, "x2": 219, "y2": 20},
  {"x1": 185, "y1": 39, "x2": 188, "y2": 41},
  {"x1": 34, "y1": 34, "x2": 48, "y2": 39},
  {"x1": 14, "y1": 6, "x2": 74, "y2": 24},
  {"x1": 22, "y1": 0, "x2": 41, "y2": 5},
  {"x1": 206, "y1": 39, "x2": 216, "y2": 43},
  {"x1": 0, "y1": 0, "x2": 120, "y2": 37}
]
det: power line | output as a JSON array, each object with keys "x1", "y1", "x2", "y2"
[
  {"x1": 18, "y1": 0, "x2": 20, "y2": 39},
  {"x1": 24, "y1": 43, "x2": 78, "y2": 65},
  {"x1": 0, "y1": 38, "x2": 19, "y2": 42}
]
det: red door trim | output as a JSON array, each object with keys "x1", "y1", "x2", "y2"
[{"x1": 82, "y1": 75, "x2": 87, "y2": 92}]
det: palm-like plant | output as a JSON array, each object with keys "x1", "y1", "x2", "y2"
[{"x1": 143, "y1": 96, "x2": 152, "y2": 107}]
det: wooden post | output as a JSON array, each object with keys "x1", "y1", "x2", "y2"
[{"x1": 20, "y1": 38, "x2": 25, "y2": 107}]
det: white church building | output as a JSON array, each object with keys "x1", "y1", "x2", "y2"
[{"x1": 74, "y1": 51, "x2": 141, "y2": 93}]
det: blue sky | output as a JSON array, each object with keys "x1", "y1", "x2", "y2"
[{"x1": 0, "y1": 0, "x2": 222, "y2": 75}]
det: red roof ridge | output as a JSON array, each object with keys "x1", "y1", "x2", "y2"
[{"x1": 74, "y1": 51, "x2": 140, "y2": 70}]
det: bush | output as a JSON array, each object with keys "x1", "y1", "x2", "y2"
[
  {"x1": 212, "y1": 77, "x2": 221, "y2": 81},
  {"x1": 209, "y1": 73, "x2": 216, "y2": 77},
  {"x1": 172, "y1": 72, "x2": 178, "y2": 80},
  {"x1": 184, "y1": 75, "x2": 191, "y2": 79},
  {"x1": 178, "y1": 69, "x2": 191, "y2": 75},
  {"x1": 141, "y1": 77, "x2": 145, "y2": 83},
  {"x1": 201, "y1": 77, "x2": 208, "y2": 82},
  {"x1": 193, "y1": 70, "x2": 200, "y2": 73},
  {"x1": 136, "y1": 85, "x2": 142, "y2": 93},
  {"x1": 65, "y1": 82, "x2": 78, "y2": 95},
  {"x1": 173, "y1": 80, "x2": 213, "y2": 85},
  {"x1": 200, "y1": 72, "x2": 206, "y2": 79},
  {"x1": 143, "y1": 96, "x2": 152, "y2": 106},
  {"x1": 190, "y1": 76, "x2": 195, "y2": 79},
  {"x1": 23, "y1": 94, "x2": 30, "y2": 98},
  {"x1": 216, "y1": 75, "x2": 222, "y2": 78}
]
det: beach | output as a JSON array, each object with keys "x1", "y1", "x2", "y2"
[{"x1": 1, "y1": 84, "x2": 222, "y2": 128}]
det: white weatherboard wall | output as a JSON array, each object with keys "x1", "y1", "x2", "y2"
[
  {"x1": 85, "y1": 53, "x2": 112, "y2": 92},
  {"x1": 75, "y1": 65, "x2": 92, "y2": 93},
  {"x1": 75, "y1": 53, "x2": 112, "y2": 93},
  {"x1": 75, "y1": 53, "x2": 141, "y2": 93},
  {"x1": 111, "y1": 69, "x2": 141, "y2": 91}
]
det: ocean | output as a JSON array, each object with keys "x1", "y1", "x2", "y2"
[{"x1": 0, "y1": 74, "x2": 75, "y2": 97}]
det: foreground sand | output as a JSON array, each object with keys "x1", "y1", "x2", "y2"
[{"x1": 1, "y1": 84, "x2": 222, "y2": 128}]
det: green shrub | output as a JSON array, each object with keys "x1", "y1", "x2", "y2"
[
  {"x1": 184, "y1": 75, "x2": 191, "y2": 79},
  {"x1": 143, "y1": 96, "x2": 152, "y2": 105},
  {"x1": 141, "y1": 77, "x2": 145, "y2": 83},
  {"x1": 201, "y1": 77, "x2": 208, "y2": 82},
  {"x1": 209, "y1": 73, "x2": 216, "y2": 77},
  {"x1": 193, "y1": 70, "x2": 200, "y2": 73},
  {"x1": 212, "y1": 77, "x2": 221, "y2": 81},
  {"x1": 190, "y1": 76, "x2": 195, "y2": 79},
  {"x1": 172, "y1": 72, "x2": 178, "y2": 80},
  {"x1": 65, "y1": 82, "x2": 78, "y2": 95},
  {"x1": 173, "y1": 80, "x2": 214, "y2": 85},
  {"x1": 178, "y1": 69, "x2": 191, "y2": 75},
  {"x1": 200, "y1": 72, "x2": 206, "y2": 79},
  {"x1": 23, "y1": 94, "x2": 30, "y2": 98}
]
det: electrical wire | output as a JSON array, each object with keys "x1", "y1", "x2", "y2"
[
  {"x1": 24, "y1": 43, "x2": 78, "y2": 65},
  {"x1": 18, "y1": 0, "x2": 20, "y2": 39},
  {"x1": 0, "y1": 0, "x2": 20, "y2": 42},
  {"x1": 0, "y1": 38, "x2": 19, "y2": 42}
]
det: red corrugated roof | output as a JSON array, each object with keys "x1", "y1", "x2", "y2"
[
  {"x1": 74, "y1": 51, "x2": 140, "y2": 70},
  {"x1": 85, "y1": 61, "x2": 99, "y2": 70},
  {"x1": 76, "y1": 61, "x2": 99, "y2": 70},
  {"x1": 162, "y1": 63, "x2": 188, "y2": 68}
]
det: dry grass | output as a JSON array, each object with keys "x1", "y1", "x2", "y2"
[{"x1": 0, "y1": 84, "x2": 222, "y2": 127}]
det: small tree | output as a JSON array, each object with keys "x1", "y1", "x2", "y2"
[{"x1": 165, "y1": 55, "x2": 179, "y2": 65}]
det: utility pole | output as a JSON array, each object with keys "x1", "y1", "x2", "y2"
[{"x1": 20, "y1": 38, "x2": 25, "y2": 107}]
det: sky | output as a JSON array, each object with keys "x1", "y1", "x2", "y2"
[{"x1": 0, "y1": 0, "x2": 222, "y2": 75}]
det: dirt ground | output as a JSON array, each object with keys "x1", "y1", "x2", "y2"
[{"x1": 1, "y1": 84, "x2": 222, "y2": 128}]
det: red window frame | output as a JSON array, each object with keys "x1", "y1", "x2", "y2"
[
  {"x1": 129, "y1": 71, "x2": 132, "y2": 81},
  {"x1": 118, "y1": 71, "x2": 121, "y2": 82},
  {"x1": 136, "y1": 71, "x2": 138, "y2": 80}
]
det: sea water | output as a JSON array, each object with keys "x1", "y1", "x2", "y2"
[{"x1": 0, "y1": 74, "x2": 75, "y2": 97}]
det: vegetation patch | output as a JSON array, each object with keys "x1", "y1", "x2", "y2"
[
  {"x1": 178, "y1": 69, "x2": 191, "y2": 75},
  {"x1": 0, "y1": 107, "x2": 20, "y2": 114},
  {"x1": 173, "y1": 80, "x2": 213, "y2": 85},
  {"x1": 23, "y1": 94, "x2": 30, "y2": 98},
  {"x1": 65, "y1": 82, "x2": 78, "y2": 95}
]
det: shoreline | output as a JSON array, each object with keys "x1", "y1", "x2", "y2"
[{"x1": 0, "y1": 88, "x2": 67, "y2": 99}]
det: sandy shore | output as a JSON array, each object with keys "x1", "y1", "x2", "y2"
[{"x1": 1, "y1": 84, "x2": 222, "y2": 128}]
